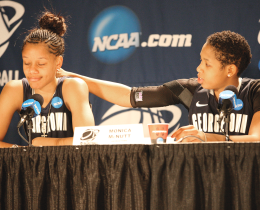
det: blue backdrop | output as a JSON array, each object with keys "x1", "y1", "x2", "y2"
[{"x1": 1, "y1": 0, "x2": 260, "y2": 144}]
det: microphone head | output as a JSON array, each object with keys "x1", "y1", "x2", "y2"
[
  {"x1": 31, "y1": 94, "x2": 44, "y2": 106},
  {"x1": 224, "y1": 85, "x2": 238, "y2": 95}
]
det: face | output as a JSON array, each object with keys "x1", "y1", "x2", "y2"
[
  {"x1": 22, "y1": 43, "x2": 62, "y2": 90},
  {"x1": 197, "y1": 43, "x2": 230, "y2": 94}
]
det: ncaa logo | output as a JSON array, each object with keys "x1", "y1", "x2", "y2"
[
  {"x1": 51, "y1": 97, "x2": 63, "y2": 109},
  {"x1": 0, "y1": 1, "x2": 25, "y2": 58},
  {"x1": 88, "y1": 6, "x2": 141, "y2": 64}
]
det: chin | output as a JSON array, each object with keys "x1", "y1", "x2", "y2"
[
  {"x1": 200, "y1": 83, "x2": 211, "y2": 90},
  {"x1": 28, "y1": 82, "x2": 42, "y2": 90}
]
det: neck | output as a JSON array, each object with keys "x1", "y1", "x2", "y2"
[
  {"x1": 33, "y1": 78, "x2": 58, "y2": 108},
  {"x1": 214, "y1": 77, "x2": 240, "y2": 101},
  {"x1": 34, "y1": 78, "x2": 58, "y2": 95}
]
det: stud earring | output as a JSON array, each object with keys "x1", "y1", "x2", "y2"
[{"x1": 228, "y1": 74, "x2": 230, "y2": 77}]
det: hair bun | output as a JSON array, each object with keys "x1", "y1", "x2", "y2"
[{"x1": 39, "y1": 12, "x2": 67, "y2": 37}]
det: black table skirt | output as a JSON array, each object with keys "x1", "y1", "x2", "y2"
[{"x1": 0, "y1": 143, "x2": 259, "y2": 210}]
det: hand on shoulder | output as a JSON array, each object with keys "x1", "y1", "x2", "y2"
[{"x1": 56, "y1": 68, "x2": 72, "y2": 78}]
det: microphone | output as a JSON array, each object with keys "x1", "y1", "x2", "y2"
[
  {"x1": 217, "y1": 85, "x2": 243, "y2": 124},
  {"x1": 17, "y1": 94, "x2": 44, "y2": 128}
]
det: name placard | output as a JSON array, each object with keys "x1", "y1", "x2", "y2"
[{"x1": 73, "y1": 124, "x2": 149, "y2": 145}]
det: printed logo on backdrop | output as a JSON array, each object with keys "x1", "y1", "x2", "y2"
[
  {"x1": 88, "y1": 5, "x2": 192, "y2": 64},
  {"x1": 88, "y1": 6, "x2": 141, "y2": 64},
  {"x1": 0, "y1": 1, "x2": 25, "y2": 58},
  {"x1": 98, "y1": 105, "x2": 182, "y2": 137},
  {"x1": 0, "y1": 1, "x2": 24, "y2": 87}
]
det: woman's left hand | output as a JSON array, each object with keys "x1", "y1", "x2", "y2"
[{"x1": 171, "y1": 125, "x2": 206, "y2": 143}]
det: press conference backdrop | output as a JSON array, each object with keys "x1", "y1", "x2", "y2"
[{"x1": 1, "y1": 0, "x2": 260, "y2": 145}]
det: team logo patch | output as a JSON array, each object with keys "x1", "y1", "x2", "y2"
[
  {"x1": 234, "y1": 99, "x2": 243, "y2": 111},
  {"x1": 51, "y1": 97, "x2": 63, "y2": 109}
]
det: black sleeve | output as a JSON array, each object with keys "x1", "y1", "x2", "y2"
[
  {"x1": 249, "y1": 79, "x2": 260, "y2": 113},
  {"x1": 130, "y1": 78, "x2": 199, "y2": 109}
]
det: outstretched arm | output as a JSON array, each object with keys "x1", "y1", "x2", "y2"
[{"x1": 56, "y1": 68, "x2": 132, "y2": 107}]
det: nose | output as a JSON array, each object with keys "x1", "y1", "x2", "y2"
[
  {"x1": 196, "y1": 62, "x2": 203, "y2": 73},
  {"x1": 28, "y1": 64, "x2": 38, "y2": 74}
]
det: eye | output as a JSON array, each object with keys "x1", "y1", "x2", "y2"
[
  {"x1": 38, "y1": 63, "x2": 46, "y2": 66},
  {"x1": 24, "y1": 62, "x2": 30, "y2": 65}
]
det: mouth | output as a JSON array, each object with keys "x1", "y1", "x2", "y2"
[
  {"x1": 197, "y1": 75, "x2": 204, "y2": 84},
  {"x1": 28, "y1": 77, "x2": 41, "y2": 82}
]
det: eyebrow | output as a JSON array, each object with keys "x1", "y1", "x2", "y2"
[{"x1": 200, "y1": 55, "x2": 209, "y2": 61}]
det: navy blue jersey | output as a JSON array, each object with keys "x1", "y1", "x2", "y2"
[
  {"x1": 188, "y1": 78, "x2": 253, "y2": 135},
  {"x1": 131, "y1": 78, "x2": 260, "y2": 135},
  {"x1": 22, "y1": 77, "x2": 73, "y2": 139}
]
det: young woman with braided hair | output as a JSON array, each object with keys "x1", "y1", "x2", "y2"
[{"x1": 0, "y1": 11, "x2": 94, "y2": 147}]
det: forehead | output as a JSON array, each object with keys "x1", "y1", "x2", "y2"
[
  {"x1": 200, "y1": 43, "x2": 217, "y2": 60},
  {"x1": 22, "y1": 42, "x2": 51, "y2": 57}
]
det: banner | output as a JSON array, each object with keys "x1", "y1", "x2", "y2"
[{"x1": 1, "y1": 0, "x2": 260, "y2": 144}]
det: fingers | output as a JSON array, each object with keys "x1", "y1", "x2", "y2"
[
  {"x1": 56, "y1": 68, "x2": 61, "y2": 78},
  {"x1": 179, "y1": 137, "x2": 202, "y2": 143},
  {"x1": 171, "y1": 125, "x2": 205, "y2": 143},
  {"x1": 171, "y1": 125, "x2": 196, "y2": 138},
  {"x1": 56, "y1": 68, "x2": 66, "y2": 78}
]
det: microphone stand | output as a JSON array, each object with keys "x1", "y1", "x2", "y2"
[
  {"x1": 224, "y1": 113, "x2": 231, "y2": 141},
  {"x1": 217, "y1": 104, "x2": 232, "y2": 142},
  {"x1": 27, "y1": 118, "x2": 33, "y2": 146},
  {"x1": 17, "y1": 115, "x2": 34, "y2": 147}
]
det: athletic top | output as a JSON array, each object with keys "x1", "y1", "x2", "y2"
[
  {"x1": 130, "y1": 78, "x2": 260, "y2": 135},
  {"x1": 22, "y1": 77, "x2": 73, "y2": 139}
]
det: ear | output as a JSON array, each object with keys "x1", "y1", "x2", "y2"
[
  {"x1": 226, "y1": 64, "x2": 238, "y2": 78},
  {"x1": 56, "y1": 56, "x2": 63, "y2": 69}
]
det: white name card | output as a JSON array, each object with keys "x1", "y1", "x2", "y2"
[{"x1": 73, "y1": 124, "x2": 149, "y2": 145}]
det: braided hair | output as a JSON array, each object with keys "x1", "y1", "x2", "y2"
[{"x1": 22, "y1": 11, "x2": 66, "y2": 56}]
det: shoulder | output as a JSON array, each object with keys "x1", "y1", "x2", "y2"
[
  {"x1": 0, "y1": 80, "x2": 23, "y2": 110},
  {"x1": 248, "y1": 79, "x2": 260, "y2": 94},
  {"x1": 1, "y1": 80, "x2": 23, "y2": 93},
  {"x1": 248, "y1": 78, "x2": 260, "y2": 113},
  {"x1": 62, "y1": 77, "x2": 89, "y2": 92},
  {"x1": 62, "y1": 78, "x2": 89, "y2": 103},
  {"x1": 177, "y1": 78, "x2": 200, "y2": 94},
  {"x1": 249, "y1": 78, "x2": 260, "y2": 88},
  {"x1": 164, "y1": 78, "x2": 199, "y2": 95},
  {"x1": 61, "y1": 78, "x2": 90, "y2": 112}
]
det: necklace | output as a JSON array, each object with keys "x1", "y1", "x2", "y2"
[
  {"x1": 32, "y1": 89, "x2": 56, "y2": 137},
  {"x1": 41, "y1": 104, "x2": 52, "y2": 137}
]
